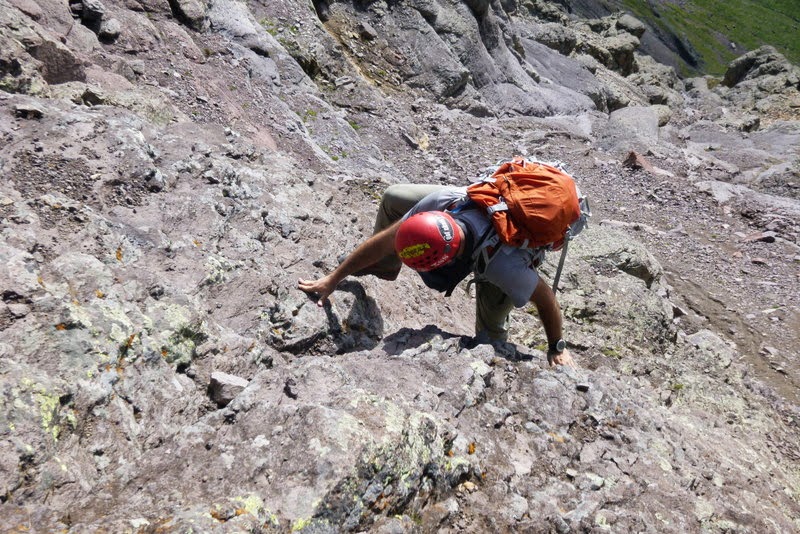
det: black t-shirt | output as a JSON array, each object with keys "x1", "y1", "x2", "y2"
[{"x1": 418, "y1": 215, "x2": 481, "y2": 296}]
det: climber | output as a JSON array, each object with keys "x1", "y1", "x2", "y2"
[{"x1": 298, "y1": 181, "x2": 577, "y2": 368}]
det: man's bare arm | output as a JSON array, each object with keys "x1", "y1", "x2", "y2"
[
  {"x1": 298, "y1": 220, "x2": 402, "y2": 306},
  {"x1": 530, "y1": 277, "x2": 576, "y2": 368}
]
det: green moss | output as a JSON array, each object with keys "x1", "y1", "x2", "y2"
[
  {"x1": 601, "y1": 346, "x2": 622, "y2": 359},
  {"x1": 301, "y1": 109, "x2": 318, "y2": 122},
  {"x1": 291, "y1": 517, "x2": 313, "y2": 531},
  {"x1": 259, "y1": 17, "x2": 279, "y2": 36},
  {"x1": 202, "y1": 256, "x2": 236, "y2": 286},
  {"x1": 160, "y1": 321, "x2": 208, "y2": 366},
  {"x1": 34, "y1": 390, "x2": 62, "y2": 441},
  {"x1": 33, "y1": 386, "x2": 77, "y2": 441}
]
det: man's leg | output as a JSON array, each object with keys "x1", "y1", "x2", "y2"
[
  {"x1": 373, "y1": 184, "x2": 446, "y2": 233},
  {"x1": 475, "y1": 281, "x2": 515, "y2": 341},
  {"x1": 358, "y1": 184, "x2": 445, "y2": 279}
]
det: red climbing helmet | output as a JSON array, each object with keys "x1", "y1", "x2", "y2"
[{"x1": 395, "y1": 211, "x2": 462, "y2": 272}]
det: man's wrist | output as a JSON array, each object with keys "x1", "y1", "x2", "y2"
[{"x1": 548, "y1": 338, "x2": 566, "y2": 354}]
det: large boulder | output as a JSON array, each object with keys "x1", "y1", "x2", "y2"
[
  {"x1": 168, "y1": 0, "x2": 209, "y2": 32},
  {"x1": 597, "y1": 105, "x2": 661, "y2": 155},
  {"x1": 723, "y1": 45, "x2": 800, "y2": 89},
  {"x1": 573, "y1": 15, "x2": 642, "y2": 76},
  {"x1": 0, "y1": 2, "x2": 85, "y2": 93}
]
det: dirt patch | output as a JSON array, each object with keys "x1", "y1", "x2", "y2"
[{"x1": 9, "y1": 150, "x2": 97, "y2": 202}]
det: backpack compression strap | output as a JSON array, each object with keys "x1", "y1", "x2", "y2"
[{"x1": 551, "y1": 232, "x2": 571, "y2": 293}]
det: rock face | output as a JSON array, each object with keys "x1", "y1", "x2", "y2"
[{"x1": 1, "y1": 0, "x2": 799, "y2": 532}]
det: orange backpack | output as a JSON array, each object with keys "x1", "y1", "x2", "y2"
[{"x1": 467, "y1": 157, "x2": 583, "y2": 250}]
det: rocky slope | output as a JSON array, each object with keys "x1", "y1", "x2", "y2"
[{"x1": 1, "y1": 0, "x2": 799, "y2": 532}]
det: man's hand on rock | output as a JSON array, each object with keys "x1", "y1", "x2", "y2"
[
  {"x1": 298, "y1": 275, "x2": 338, "y2": 307},
  {"x1": 548, "y1": 348, "x2": 577, "y2": 369}
]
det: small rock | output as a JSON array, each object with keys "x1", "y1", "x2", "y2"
[
  {"x1": 588, "y1": 473, "x2": 605, "y2": 490},
  {"x1": 623, "y1": 151, "x2": 653, "y2": 172},
  {"x1": 751, "y1": 257, "x2": 768, "y2": 265},
  {"x1": 760, "y1": 346, "x2": 778, "y2": 357},
  {"x1": 99, "y1": 18, "x2": 122, "y2": 41},
  {"x1": 651, "y1": 104, "x2": 672, "y2": 126},
  {"x1": 358, "y1": 21, "x2": 378, "y2": 40},
  {"x1": 577, "y1": 473, "x2": 605, "y2": 491},
  {"x1": 81, "y1": 0, "x2": 106, "y2": 22},
  {"x1": 576, "y1": 382, "x2": 590, "y2": 392},
  {"x1": 208, "y1": 372, "x2": 249, "y2": 407},
  {"x1": 14, "y1": 104, "x2": 44, "y2": 119},
  {"x1": 283, "y1": 377, "x2": 298, "y2": 399},
  {"x1": 506, "y1": 493, "x2": 528, "y2": 520},
  {"x1": 736, "y1": 115, "x2": 760, "y2": 132},
  {"x1": 524, "y1": 421, "x2": 543, "y2": 433},
  {"x1": 671, "y1": 303, "x2": 688, "y2": 318},
  {"x1": 616, "y1": 13, "x2": 646, "y2": 38},
  {"x1": 145, "y1": 169, "x2": 166, "y2": 192},
  {"x1": 743, "y1": 231, "x2": 777, "y2": 243},
  {"x1": 402, "y1": 132, "x2": 421, "y2": 149},
  {"x1": 565, "y1": 468, "x2": 578, "y2": 479},
  {"x1": 334, "y1": 76, "x2": 355, "y2": 87},
  {"x1": 169, "y1": 0, "x2": 209, "y2": 31},
  {"x1": 771, "y1": 365, "x2": 787, "y2": 375},
  {"x1": 149, "y1": 285, "x2": 164, "y2": 299},
  {"x1": 7, "y1": 303, "x2": 31, "y2": 317}
]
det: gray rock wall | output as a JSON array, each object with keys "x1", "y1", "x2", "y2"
[{"x1": 1, "y1": 0, "x2": 799, "y2": 531}]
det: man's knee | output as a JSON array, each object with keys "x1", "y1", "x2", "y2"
[{"x1": 475, "y1": 326, "x2": 509, "y2": 342}]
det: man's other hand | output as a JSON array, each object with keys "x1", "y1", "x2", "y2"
[{"x1": 548, "y1": 348, "x2": 577, "y2": 369}]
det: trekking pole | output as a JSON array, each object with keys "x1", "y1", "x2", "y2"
[{"x1": 552, "y1": 237, "x2": 570, "y2": 293}]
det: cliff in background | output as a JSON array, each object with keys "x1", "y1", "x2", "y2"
[
  {"x1": 1, "y1": 0, "x2": 799, "y2": 531},
  {"x1": 558, "y1": 0, "x2": 800, "y2": 76}
]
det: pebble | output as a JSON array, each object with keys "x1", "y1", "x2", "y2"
[
  {"x1": 524, "y1": 422, "x2": 543, "y2": 433},
  {"x1": 99, "y1": 17, "x2": 122, "y2": 41},
  {"x1": 7, "y1": 303, "x2": 31, "y2": 317},
  {"x1": 743, "y1": 231, "x2": 777, "y2": 243},
  {"x1": 760, "y1": 346, "x2": 777, "y2": 357},
  {"x1": 13, "y1": 104, "x2": 44, "y2": 119},
  {"x1": 565, "y1": 468, "x2": 578, "y2": 479}
]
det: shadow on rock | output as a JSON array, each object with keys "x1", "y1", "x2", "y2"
[
  {"x1": 325, "y1": 280, "x2": 383, "y2": 354},
  {"x1": 382, "y1": 325, "x2": 463, "y2": 355},
  {"x1": 382, "y1": 325, "x2": 540, "y2": 362}
]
